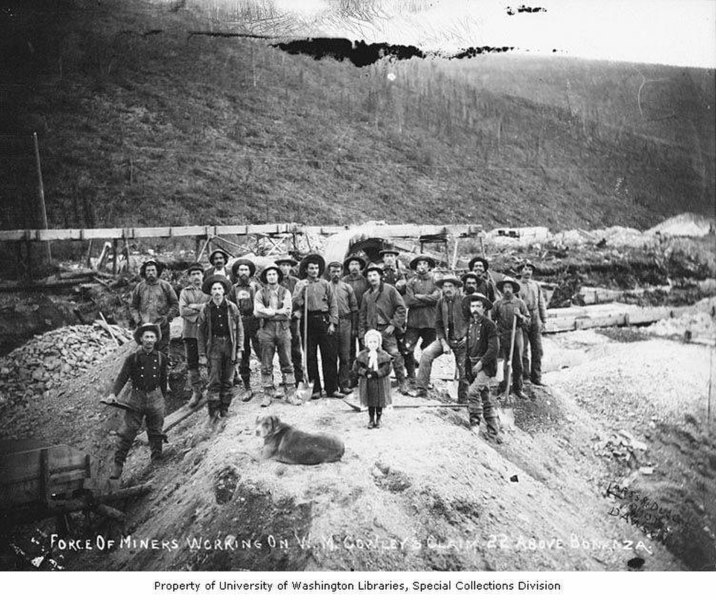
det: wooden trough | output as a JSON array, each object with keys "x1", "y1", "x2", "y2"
[{"x1": 0, "y1": 440, "x2": 151, "y2": 530}]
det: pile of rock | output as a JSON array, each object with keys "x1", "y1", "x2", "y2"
[{"x1": 0, "y1": 324, "x2": 131, "y2": 409}]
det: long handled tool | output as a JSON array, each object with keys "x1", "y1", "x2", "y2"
[
  {"x1": 294, "y1": 284, "x2": 314, "y2": 402},
  {"x1": 498, "y1": 313, "x2": 517, "y2": 429},
  {"x1": 342, "y1": 398, "x2": 467, "y2": 412}
]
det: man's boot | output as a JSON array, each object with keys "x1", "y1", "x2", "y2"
[
  {"x1": 485, "y1": 417, "x2": 503, "y2": 444},
  {"x1": 260, "y1": 390, "x2": 273, "y2": 407},
  {"x1": 397, "y1": 377, "x2": 410, "y2": 395},
  {"x1": 109, "y1": 461, "x2": 123, "y2": 480},
  {"x1": 187, "y1": 389, "x2": 202, "y2": 409},
  {"x1": 273, "y1": 385, "x2": 285, "y2": 399},
  {"x1": 240, "y1": 381, "x2": 254, "y2": 402},
  {"x1": 284, "y1": 383, "x2": 302, "y2": 405},
  {"x1": 469, "y1": 413, "x2": 481, "y2": 429}
]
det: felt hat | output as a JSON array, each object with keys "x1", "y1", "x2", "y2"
[
  {"x1": 274, "y1": 255, "x2": 298, "y2": 266},
  {"x1": 435, "y1": 273, "x2": 462, "y2": 288},
  {"x1": 139, "y1": 259, "x2": 164, "y2": 278},
  {"x1": 464, "y1": 293, "x2": 493, "y2": 311},
  {"x1": 342, "y1": 254, "x2": 366, "y2": 270},
  {"x1": 202, "y1": 274, "x2": 232, "y2": 295},
  {"x1": 379, "y1": 246, "x2": 400, "y2": 257},
  {"x1": 326, "y1": 260, "x2": 343, "y2": 271},
  {"x1": 133, "y1": 323, "x2": 162, "y2": 345},
  {"x1": 468, "y1": 256, "x2": 489, "y2": 272},
  {"x1": 365, "y1": 263, "x2": 384, "y2": 276},
  {"x1": 208, "y1": 249, "x2": 230, "y2": 265},
  {"x1": 461, "y1": 271, "x2": 480, "y2": 284},
  {"x1": 186, "y1": 262, "x2": 204, "y2": 275},
  {"x1": 299, "y1": 253, "x2": 326, "y2": 278},
  {"x1": 231, "y1": 258, "x2": 257, "y2": 278},
  {"x1": 496, "y1": 276, "x2": 521, "y2": 294},
  {"x1": 519, "y1": 261, "x2": 537, "y2": 272},
  {"x1": 259, "y1": 264, "x2": 284, "y2": 285},
  {"x1": 409, "y1": 255, "x2": 436, "y2": 271}
]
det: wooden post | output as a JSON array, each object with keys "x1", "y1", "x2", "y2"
[
  {"x1": 32, "y1": 132, "x2": 51, "y2": 265},
  {"x1": 112, "y1": 239, "x2": 118, "y2": 274}
]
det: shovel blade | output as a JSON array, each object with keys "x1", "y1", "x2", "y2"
[
  {"x1": 294, "y1": 381, "x2": 314, "y2": 403},
  {"x1": 496, "y1": 396, "x2": 516, "y2": 430}
]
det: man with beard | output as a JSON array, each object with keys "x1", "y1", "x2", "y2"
[
  {"x1": 106, "y1": 323, "x2": 168, "y2": 480},
  {"x1": 203, "y1": 249, "x2": 231, "y2": 282},
  {"x1": 179, "y1": 263, "x2": 209, "y2": 408},
  {"x1": 198, "y1": 275, "x2": 243, "y2": 422},
  {"x1": 327, "y1": 261, "x2": 359, "y2": 395},
  {"x1": 518, "y1": 261, "x2": 547, "y2": 386},
  {"x1": 467, "y1": 257, "x2": 497, "y2": 304},
  {"x1": 465, "y1": 293, "x2": 501, "y2": 443},
  {"x1": 293, "y1": 254, "x2": 342, "y2": 399},
  {"x1": 409, "y1": 275, "x2": 469, "y2": 404},
  {"x1": 254, "y1": 264, "x2": 299, "y2": 407},
  {"x1": 275, "y1": 255, "x2": 303, "y2": 385},
  {"x1": 228, "y1": 258, "x2": 261, "y2": 401},
  {"x1": 403, "y1": 255, "x2": 440, "y2": 384},
  {"x1": 358, "y1": 264, "x2": 409, "y2": 395},
  {"x1": 379, "y1": 247, "x2": 407, "y2": 293},
  {"x1": 130, "y1": 259, "x2": 179, "y2": 355},
  {"x1": 492, "y1": 276, "x2": 530, "y2": 400},
  {"x1": 342, "y1": 254, "x2": 369, "y2": 386}
]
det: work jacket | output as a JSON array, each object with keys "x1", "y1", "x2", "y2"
[
  {"x1": 179, "y1": 285, "x2": 209, "y2": 339},
  {"x1": 436, "y1": 292, "x2": 469, "y2": 343},
  {"x1": 130, "y1": 279, "x2": 179, "y2": 326},
  {"x1": 519, "y1": 279, "x2": 547, "y2": 325},
  {"x1": 492, "y1": 296, "x2": 531, "y2": 338},
  {"x1": 197, "y1": 299, "x2": 244, "y2": 362},
  {"x1": 466, "y1": 316, "x2": 499, "y2": 379},
  {"x1": 404, "y1": 273, "x2": 440, "y2": 329},
  {"x1": 359, "y1": 282, "x2": 406, "y2": 339}
]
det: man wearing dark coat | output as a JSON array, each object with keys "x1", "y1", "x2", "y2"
[
  {"x1": 465, "y1": 293, "x2": 501, "y2": 443},
  {"x1": 492, "y1": 276, "x2": 530, "y2": 400}
]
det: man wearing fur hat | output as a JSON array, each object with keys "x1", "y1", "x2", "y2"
[
  {"x1": 293, "y1": 254, "x2": 341, "y2": 399},
  {"x1": 229, "y1": 258, "x2": 262, "y2": 399},
  {"x1": 179, "y1": 263, "x2": 209, "y2": 408},
  {"x1": 409, "y1": 274, "x2": 469, "y2": 403},
  {"x1": 327, "y1": 260, "x2": 359, "y2": 395},
  {"x1": 359, "y1": 264, "x2": 409, "y2": 394},
  {"x1": 465, "y1": 293, "x2": 501, "y2": 443},
  {"x1": 253, "y1": 264, "x2": 300, "y2": 407},
  {"x1": 492, "y1": 276, "x2": 530, "y2": 399},
  {"x1": 130, "y1": 259, "x2": 179, "y2": 354},
  {"x1": 203, "y1": 249, "x2": 232, "y2": 282},
  {"x1": 106, "y1": 323, "x2": 168, "y2": 479},
  {"x1": 198, "y1": 275, "x2": 243, "y2": 420},
  {"x1": 276, "y1": 255, "x2": 304, "y2": 384},
  {"x1": 403, "y1": 255, "x2": 440, "y2": 383},
  {"x1": 519, "y1": 261, "x2": 547, "y2": 386},
  {"x1": 468, "y1": 257, "x2": 498, "y2": 304}
]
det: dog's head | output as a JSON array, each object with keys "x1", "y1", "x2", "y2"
[{"x1": 255, "y1": 415, "x2": 282, "y2": 438}]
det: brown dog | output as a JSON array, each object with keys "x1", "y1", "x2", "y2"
[{"x1": 255, "y1": 415, "x2": 345, "y2": 465}]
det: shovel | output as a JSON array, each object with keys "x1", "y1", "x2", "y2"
[
  {"x1": 342, "y1": 398, "x2": 467, "y2": 412},
  {"x1": 294, "y1": 284, "x2": 314, "y2": 403},
  {"x1": 497, "y1": 313, "x2": 517, "y2": 429}
]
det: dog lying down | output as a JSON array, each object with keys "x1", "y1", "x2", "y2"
[{"x1": 255, "y1": 415, "x2": 345, "y2": 465}]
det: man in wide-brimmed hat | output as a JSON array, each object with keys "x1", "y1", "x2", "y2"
[
  {"x1": 465, "y1": 293, "x2": 501, "y2": 443},
  {"x1": 379, "y1": 246, "x2": 407, "y2": 293},
  {"x1": 293, "y1": 254, "x2": 341, "y2": 399},
  {"x1": 179, "y1": 263, "x2": 209, "y2": 408},
  {"x1": 253, "y1": 264, "x2": 300, "y2": 407},
  {"x1": 228, "y1": 257, "x2": 261, "y2": 399},
  {"x1": 492, "y1": 276, "x2": 530, "y2": 399},
  {"x1": 275, "y1": 255, "x2": 303, "y2": 384},
  {"x1": 467, "y1": 256, "x2": 498, "y2": 303},
  {"x1": 403, "y1": 255, "x2": 440, "y2": 384},
  {"x1": 198, "y1": 275, "x2": 243, "y2": 421},
  {"x1": 518, "y1": 261, "x2": 547, "y2": 386},
  {"x1": 203, "y1": 249, "x2": 231, "y2": 282},
  {"x1": 409, "y1": 273, "x2": 469, "y2": 403},
  {"x1": 106, "y1": 323, "x2": 168, "y2": 480},
  {"x1": 130, "y1": 259, "x2": 179, "y2": 354},
  {"x1": 359, "y1": 263, "x2": 409, "y2": 394},
  {"x1": 327, "y1": 260, "x2": 359, "y2": 395},
  {"x1": 342, "y1": 254, "x2": 369, "y2": 385}
]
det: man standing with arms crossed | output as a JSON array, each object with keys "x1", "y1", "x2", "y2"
[
  {"x1": 130, "y1": 259, "x2": 179, "y2": 355},
  {"x1": 492, "y1": 276, "x2": 530, "y2": 400},
  {"x1": 519, "y1": 261, "x2": 547, "y2": 387},
  {"x1": 327, "y1": 260, "x2": 359, "y2": 396},
  {"x1": 178, "y1": 263, "x2": 208, "y2": 409}
]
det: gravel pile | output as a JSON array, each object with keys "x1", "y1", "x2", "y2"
[{"x1": 0, "y1": 324, "x2": 131, "y2": 409}]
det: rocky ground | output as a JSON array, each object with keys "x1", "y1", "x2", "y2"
[{"x1": 1, "y1": 309, "x2": 713, "y2": 571}]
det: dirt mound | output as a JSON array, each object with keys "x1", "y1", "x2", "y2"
[{"x1": 646, "y1": 213, "x2": 715, "y2": 238}]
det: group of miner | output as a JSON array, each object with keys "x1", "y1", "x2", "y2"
[{"x1": 107, "y1": 246, "x2": 547, "y2": 479}]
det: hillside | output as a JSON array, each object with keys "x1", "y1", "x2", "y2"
[{"x1": 0, "y1": 0, "x2": 714, "y2": 238}]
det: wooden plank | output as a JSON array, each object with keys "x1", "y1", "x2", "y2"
[{"x1": 137, "y1": 402, "x2": 203, "y2": 444}]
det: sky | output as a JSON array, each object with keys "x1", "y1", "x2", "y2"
[{"x1": 264, "y1": 0, "x2": 716, "y2": 68}]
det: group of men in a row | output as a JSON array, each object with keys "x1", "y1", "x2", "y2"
[{"x1": 112, "y1": 245, "x2": 548, "y2": 477}]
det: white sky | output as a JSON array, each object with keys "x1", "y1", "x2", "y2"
[{"x1": 269, "y1": 0, "x2": 716, "y2": 68}]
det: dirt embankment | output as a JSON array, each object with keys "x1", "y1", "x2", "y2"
[{"x1": 1, "y1": 328, "x2": 699, "y2": 571}]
